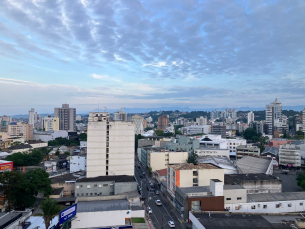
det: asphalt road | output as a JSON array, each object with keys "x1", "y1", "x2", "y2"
[{"x1": 134, "y1": 163, "x2": 185, "y2": 229}]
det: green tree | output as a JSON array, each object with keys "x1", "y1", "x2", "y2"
[
  {"x1": 135, "y1": 134, "x2": 144, "y2": 151},
  {"x1": 6, "y1": 148, "x2": 50, "y2": 167},
  {"x1": 65, "y1": 151, "x2": 70, "y2": 155},
  {"x1": 187, "y1": 152, "x2": 198, "y2": 164},
  {"x1": 154, "y1": 129, "x2": 164, "y2": 136},
  {"x1": 0, "y1": 171, "x2": 24, "y2": 211},
  {"x1": 148, "y1": 167, "x2": 152, "y2": 175},
  {"x1": 258, "y1": 136, "x2": 269, "y2": 153},
  {"x1": 144, "y1": 127, "x2": 153, "y2": 131},
  {"x1": 79, "y1": 133, "x2": 87, "y2": 141},
  {"x1": 175, "y1": 130, "x2": 182, "y2": 135},
  {"x1": 55, "y1": 150, "x2": 60, "y2": 156},
  {"x1": 297, "y1": 172, "x2": 305, "y2": 190},
  {"x1": 40, "y1": 198, "x2": 61, "y2": 229},
  {"x1": 243, "y1": 128, "x2": 258, "y2": 141}
]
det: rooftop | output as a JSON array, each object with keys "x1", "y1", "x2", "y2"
[
  {"x1": 223, "y1": 185, "x2": 244, "y2": 190},
  {"x1": 262, "y1": 146, "x2": 279, "y2": 156},
  {"x1": 0, "y1": 212, "x2": 23, "y2": 228},
  {"x1": 236, "y1": 156, "x2": 272, "y2": 174},
  {"x1": 156, "y1": 168, "x2": 167, "y2": 176},
  {"x1": 52, "y1": 187, "x2": 64, "y2": 195},
  {"x1": 191, "y1": 212, "x2": 291, "y2": 228},
  {"x1": 179, "y1": 186, "x2": 210, "y2": 194},
  {"x1": 271, "y1": 138, "x2": 289, "y2": 141},
  {"x1": 50, "y1": 172, "x2": 82, "y2": 184},
  {"x1": 77, "y1": 175, "x2": 136, "y2": 183},
  {"x1": 197, "y1": 156, "x2": 237, "y2": 172},
  {"x1": 170, "y1": 163, "x2": 220, "y2": 170},
  {"x1": 224, "y1": 174, "x2": 280, "y2": 185},
  {"x1": 77, "y1": 199, "x2": 129, "y2": 213},
  {"x1": 248, "y1": 192, "x2": 305, "y2": 203},
  {"x1": 8, "y1": 144, "x2": 32, "y2": 150}
]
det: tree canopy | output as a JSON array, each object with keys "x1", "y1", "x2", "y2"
[
  {"x1": 48, "y1": 137, "x2": 80, "y2": 146},
  {"x1": 297, "y1": 171, "x2": 305, "y2": 190},
  {"x1": 78, "y1": 133, "x2": 87, "y2": 141},
  {"x1": 5, "y1": 148, "x2": 50, "y2": 167},
  {"x1": 40, "y1": 198, "x2": 61, "y2": 229},
  {"x1": 243, "y1": 128, "x2": 259, "y2": 142},
  {"x1": 187, "y1": 152, "x2": 199, "y2": 164}
]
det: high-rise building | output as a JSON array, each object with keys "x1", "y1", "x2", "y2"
[
  {"x1": 86, "y1": 112, "x2": 135, "y2": 178},
  {"x1": 131, "y1": 115, "x2": 144, "y2": 135},
  {"x1": 196, "y1": 116, "x2": 207, "y2": 125},
  {"x1": 54, "y1": 104, "x2": 76, "y2": 131},
  {"x1": 158, "y1": 115, "x2": 169, "y2": 130},
  {"x1": 28, "y1": 108, "x2": 35, "y2": 125},
  {"x1": 43, "y1": 116, "x2": 60, "y2": 131},
  {"x1": 211, "y1": 125, "x2": 226, "y2": 138},
  {"x1": 247, "y1": 111, "x2": 254, "y2": 125},
  {"x1": 266, "y1": 98, "x2": 283, "y2": 135},
  {"x1": 303, "y1": 107, "x2": 305, "y2": 129},
  {"x1": 8, "y1": 122, "x2": 33, "y2": 141},
  {"x1": 113, "y1": 108, "x2": 127, "y2": 121}
]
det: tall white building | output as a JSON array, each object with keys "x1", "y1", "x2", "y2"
[
  {"x1": 28, "y1": 108, "x2": 35, "y2": 125},
  {"x1": 86, "y1": 112, "x2": 135, "y2": 178},
  {"x1": 266, "y1": 98, "x2": 283, "y2": 135},
  {"x1": 247, "y1": 111, "x2": 254, "y2": 125},
  {"x1": 131, "y1": 115, "x2": 144, "y2": 135}
]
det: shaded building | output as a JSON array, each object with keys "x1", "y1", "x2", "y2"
[
  {"x1": 158, "y1": 115, "x2": 169, "y2": 130},
  {"x1": 54, "y1": 104, "x2": 76, "y2": 131}
]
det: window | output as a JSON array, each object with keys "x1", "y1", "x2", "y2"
[
  {"x1": 300, "y1": 203, "x2": 303, "y2": 206},
  {"x1": 237, "y1": 197, "x2": 242, "y2": 200},
  {"x1": 288, "y1": 203, "x2": 292, "y2": 207},
  {"x1": 193, "y1": 171, "x2": 198, "y2": 176},
  {"x1": 251, "y1": 205, "x2": 256, "y2": 209},
  {"x1": 86, "y1": 193, "x2": 88, "y2": 196},
  {"x1": 87, "y1": 185, "x2": 91, "y2": 189},
  {"x1": 94, "y1": 184, "x2": 97, "y2": 187},
  {"x1": 76, "y1": 186, "x2": 79, "y2": 189},
  {"x1": 80, "y1": 185, "x2": 83, "y2": 188},
  {"x1": 263, "y1": 205, "x2": 267, "y2": 209},
  {"x1": 103, "y1": 184, "x2": 108, "y2": 187},
  {"x1": 226, "y1": 198, "x2": 231, "y2": 201},
  {"x1": 276, "y1": 204, "x2": 280, "y2": 208},
  {"x1": 81, "y1": 193, "x2": 84, "y2": 196}
]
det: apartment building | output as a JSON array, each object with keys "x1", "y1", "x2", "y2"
[
  {"x1": 43, "y1": 116, "x2": 60, "y2": 131},
  {"x1": 186, "y1": 125, "x2": 210, "y2": 135},
  {"x1": 158, "y1": 115, "x2": 169, "y2": 130},
  {"x1": 167, "y1": 163, "x2": 224, "y2": 197},
  {"x1": 269, "y1": 138, "x2": 291, "y2": 149},
  {"x1": 279, "y1": 143, "x2": 301, "y2": 167},
  {"x1": 144, "y1": 147, "x2": 188, "y2": 171},
  {"x1": 196, "y1": 116, "x2": 207, "y2": 125},
  {"x1": 86, "y1": 112, "x2": 135, "y2": 178},
  {"x1": 211, "y1": 125, "x2": 226, "y2": 138},
  {"x1": 303, "y1": 108, "x2": 305, "y2": 128},
  {"x1": 7, "y1": 122, "x2": 33, "y2": 141},
  {"x1": 54, "y1": 104, "x2": 76, "y2": 131},
  {"x1": 166, "y1": 136, "x2": 200, "y2": 154},
  {"x1": 247, "y1": 111, "x2": 254, "y2": 125},
  {"x1": 236, "y1": 145, "x2": 260, "y2": 159},
  {"x1": 28, "y1": 108, "x2": 35, "y2": 125},
  {"x1": 131, "y1": 115, "x2": 144, "y2": 135}
]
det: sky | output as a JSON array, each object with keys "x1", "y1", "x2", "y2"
[{"x1": 0, "y1": 0, "x2": 305, "y2": 115}]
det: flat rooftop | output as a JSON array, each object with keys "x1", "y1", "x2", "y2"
[
  {"x1": 223, "y1": 185, "x2": 244, "y2": 190},
  {"x1": 248, "y1": 192, "x2": 305, "y2": 203},
  {"x1": 0, "y1": 212, "x2": 23, "y2": 227},
  {"x1": 77, "y1": 175, "x2": 135, "y2": 183},
  {"x1": 191, "y1": 212, "x2": 291, "y2": 228},
  {"x1": 179, "y1": 186, "x2": 210, "y2": 194},
  {"x1": 236, "y1": 156, "x2": 272, "y2": 174},
  {"x1": 50, "y1": 172, "x2": 83, "y2": 184},
  {"x1": 77, "y1": 199, "x2": 129, "y2": 213},
  {"x1": 170, "y1": 163, "x2": 220, "y2": 170},
  {"x1": 225, "y1": 174, "x2": 280, "y2": 185}
]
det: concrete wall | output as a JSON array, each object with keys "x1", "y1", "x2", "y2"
[
  {"x1": 169, "y1": 151, "x2": 188, "y2": 164},
  {"x1": 114, "y1": 181, "x2": 137, "y2": 195},
  {"x1": 224, "y1": 189, "x2": 247, "y2": 204},
  {"x1": 179, "y1": 169, "x2": 224, "y2": 187},
  {"x1": 149, "y1": 152, "x2": 166, "y2": 171},
  {"x1": 70, "y1": 156, "x2": 86, "y2": 173},
  {"x1": 241, "y1": 180, "x2": 282, "y2": 194},
  {"x1": 76, "y1": 181, "x2": 114, "y2": 197},
  {"x1": 51, "y1": 182, "x2": 75, "y2": 196}
]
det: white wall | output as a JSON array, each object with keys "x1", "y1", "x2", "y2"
[
  {"x1": 189, "y1": 212, "x2": 206, "y2": 229},
  {"x1": 70, "y1": 156, "x2": 86, "y2": 173},
  {"x1": 195, "y1": 148, "x2": 229, "y2": 157}
]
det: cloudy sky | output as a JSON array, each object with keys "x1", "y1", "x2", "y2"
[{"x1": 0, "y1": 0, "x2": 305, "y2": 115}]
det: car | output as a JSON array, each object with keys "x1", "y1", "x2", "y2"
[
  {"x1": 137, "y1": 166, "x2": 140, "y2": 168},
  {"x1": 150, "y1": 183, "x2": 154, "y2": 188},
  {"x1": 155, "y1": 200, "x2": 162, "y2": 206},
  {"x1": 168, "y1": 221, "x2": 175, "y2": 228},
  {"x1": 155, "y1": 190, "x2": 160, "y2": 195},
  {"x1": 141, "y1": 195, "x2": 145, "y2": 200},
  {"x1": 147, "y1": 207, "x2": 152, "y2": 214},
  {"x1": 142, "y1": 172, "x2": 145, "y2": 175},
  {"x1": 139, "y1": 175, "x2": 143, "y2": 178}
]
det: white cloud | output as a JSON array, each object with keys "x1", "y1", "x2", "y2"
[{"x1": 91, "y1": 74, "x2": 108, "y2": 80}]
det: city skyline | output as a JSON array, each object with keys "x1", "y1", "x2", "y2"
[{"x1": 1, "y1": 0, "x2": 305, "y2": 114}]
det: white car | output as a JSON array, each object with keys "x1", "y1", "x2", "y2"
[
  {"x1": 155, "y1": 199, "x2": 162, "y2": 206},
  {"x1": 168, "y1": 221, "x2": 175, "y2": 228},
  {"x1": 147, "y1": 207, "x2": 152, "y2": 214}
]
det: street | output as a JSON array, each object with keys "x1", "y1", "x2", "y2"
[{"x1": 134, "y1": 163, "x2": 185, "y2": 229}]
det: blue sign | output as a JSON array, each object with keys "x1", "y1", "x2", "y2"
[{"x1": 59, "y1": 204, "x2": 77, "y2": 225}]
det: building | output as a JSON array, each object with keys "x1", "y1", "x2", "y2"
[
  {"x1": 70, "y1": 155, "x2": 87, "y2": 173},
  {"x1": 7, "y1": 122, "x2": 33, "y2": 141},
  {"x1": 186, "y1": 125, "x2": 210, "y2": 135},
  {"x1": 236, "y1": 145, "x2": 260, "y2": 159},
  {"x1": 50, "y1": 173, "x2": 81, "y2": 196},
  {"x1": 0, "y1": 211, "x2": 32, "y2": 229},
  {"x1": 197, "y1": 156, "x2": 238, "y2": 174},
  {"x1": 42, "y1": 115, "x2": 60, "y2": 131},
  {"x1": 54, "y1": 103, "x2": 76, "y2": 131},
  {"x1": 155, "y1": 168, "x2": 167, "y2": 183},
  {"x1": 236, "y1": 156, "x2": 273, "y2": 175},
  {"x1": 266, "y1": 98, "x2": 286, "y2": 135},
  {"x1": 29, "y1": 141, "x2": 48, "y2": 149},
  {"x1": 157, "y1": 115, "x2": 169, "y2": 130},
  {"x1": 279, "y1": 143, "x2": 301, "y2": 167},
  {"x1": 196, "y1": 116, "x2": 207, "y2": 125},
  {"x1": 195, "y1": 148, "x2": 230, "y2": 157},
  {"x1": 33, "y1": 130, "x2": 69, "y2": 142},
  {"x1": 166, "y1": 136, "x2": 200, "y2": 154},
  {"x1": 86, "y1": 112, "x2": 135, "y2": 178},
  {"x1": 211, "y1": 125, "x2": 226, "y2": 138},
  {"x1": 261, "y1": 146, "x2": 279, "y2": 157},
  {"x1": 142, "y1": 147, "x2": 188, "y2": 171},
  {"x1": 0, "y1": 160, "x2": 13, "y2": 173},
  {"x1": 167, "y1": 163, "x2": 224, "y2": 198},
  {"x1": 113, "y1": 108, "x2": 127, "y2": 121},
  {"x1": 269, "y1": 138, "x2": 290, "y2": 148},
  {"x1": 199, "y1": 135, "x2": 246, "y2": 153},
  {"x1": 8, "y1": 144, "x2": 33, "y2": 154},
  {"x1": 247, "y1": 111, "x2": 254, "y2": 125},
  {"x1": 75, "y1": 175, "x2": 137, "y2": 197},
  {"x1": 224, "y1": 173, "x2": 282, "y2": 194},
  {"x1": 131, "y1": 115, "x2": 144, "y2": 135},
  {"x1": 28, "y1": 108, "x2": 35, "y2": 125},
  {"x1": 303, "y1": 107, "x2": 305, "y2": 128}
]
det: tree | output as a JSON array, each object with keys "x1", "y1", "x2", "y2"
[
  {"x1": 0, "y1": 171, "x2": 24, "y2": 211},
  {"x1": 135, "y1": 134, "x2": 144, "y2": 151},
  {"x1": 144, "y1": 127, "x2": 153, "y2": 131},
  {"x1": 187, "y1": 152, "x2": 198, "y2": 164},
  {"x1": 55, "y1": 150, "x2": 60, "y2": 156},
  {"x1": 154, "y1": 129, "x2": 164, "y2": 136},
  {"x1": 243, "y1": 128, "x2": 258, "y2": 141},
  {"x1": 297, "y1": 172, "x2": 305, "y2": 190},
  {"x1": 40, "y1": 198, "x2": 61, "y2": 229},
  {"x1": 175, "y1": 130, "x2": 182, "y2": 135},
  {"x1": 148, "y1": 167, "x2": 152, "y2": 175},
  {"x1": 78, "y1": 133, "x2": 87, "y2": 141},
  {"x1": 5, "y1": 148, "x2": 50, "y2": 167},
  {"x1": 65, "y1": 151, "x2": 70, "y2": 155}
]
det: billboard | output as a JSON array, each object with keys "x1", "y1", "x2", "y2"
[
  {"x1": 0, "y1": 161, "x2": 13, "y2": 172},
  {"x1": 59, "y1": 204, "x2": 77, "y2": 225}
]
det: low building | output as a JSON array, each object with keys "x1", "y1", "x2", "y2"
[
  {"x1": 236, "y1": 156, "x2": 273, "y2": 175},
  {"x1": 236, "y1": 145, "x2": 260, "y2": 159},
  {"x1": 279, "y1": 143, "x2": 301, "y2": 168},
  {"x1": 155, "y1": 168, "x2": 167, "y2": 183},
  {"x1": 195, "y1": 148, "x2": 230, "y2": 157},
  {"x1": 224, "y1": 185, "x2": 247, "y2": 205},
  {"x1": 7, "y1": 144, "x2": 32, "y2": 154},
  {"x1": 261, "y1": 146, "x2": 279, "y2": 158},
  {"x1": 0, "y1": 211, "x2": 32, "y2": 228},
  {"x1": 75, "y1": 175, "x2": 137, "y2": 197},
  {"x1": 224, "y1": 173, "x2": 282, "y2": 194},
  {"x1": 33, "y1": 130, "x2": 69, "y2": 142},
  {"x1": 80, "y1": 141, "x2": 87, "y2": 148},
  {"x1": 167, "y1": 163, "x2": 224, "y2": 198},
  {"x1": 270, "y1": 138, "x2": 291, "y2": 148},
  {"x1": 50, "y1": 187, "x2": 64, "y2": 199},
  {"x1": 50, "y1": 172, "x2": 82, "y2": 196},
  {"x1": 166, "y1": 136, "x2": 200, "y2": 154},
  {"x1": 71, "y1": 198, "x2": 144, "y2": 229},
  {"x1": 28, "y1": 141, "x2": 48, "y2": 149},
  {"x1": 70, "y1": 155, "x2": 87, "y2": 173},
  {"x1": 186, "y1": 125, "x2": 210, "y2": 135},
  {"x1": 0, "y1": 160, "x2": 13, "y2": 173},
  {"x1": 197, "y1": 156, "x2": 238, "y2": 174}
]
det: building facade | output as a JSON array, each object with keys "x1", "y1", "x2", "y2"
[
  {"x1": 266, "y1": 98, "x2": 284, "y2": 135},
  {"x1": 247, "y1": 111, "x2": 254, "y2": 125},
  {"x1": 279, "y1": 143, "x2": 301, "y2": 167},
  {"x1": 211, "y1": 125, "x2": 226, "y2": 138},
  {"x1": 158, "y1": 115, "x2": 169, "y2": 130},
  {"x1": 54, "y1": 104, "x2": 76, "y2": 131},
  {"x1": 131, "y1": 115, "x2": 144, "y2": 135},
  {"x1": 236, "y1": 145, "x2": 260, "y2": 159},
  {"x1": 86, "y1": 112, "x2": 135, "y2": 178},
  {"x1": 28, "y1": 108, "x2": 35, "y2": 126},
  {"x1": 113, "y1": 108, "x2": 127, "y2": 121},
  {"x1": 70, "y1": 155, "x2": 87, "y2": 173}
]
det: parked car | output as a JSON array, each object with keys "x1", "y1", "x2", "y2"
[
  {"x1": 142, "y1": 172, "x2": 145, "y2": 175},
  {"x1": 147, "y1": 207, "x2": 152, "y2": 214},
  {"x1": 155, "y1": 200, "x2": 162, "y2": 206},
  {"x1": 141, "y1": 195, "x2": 145, "y2": 200},
  {"x1": 139, "y1": 175, "x2": 143, "y2": 178},
  {"x1": 155, "y1": 190, "x2": 160, "y2": 195},
  {"x1": 168, "y1": 221, "x2": 175, "y2": 228}
]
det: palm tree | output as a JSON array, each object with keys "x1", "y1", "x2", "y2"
[{"x1": 39, "y1": 198, "x2": 61, "y2": 229}]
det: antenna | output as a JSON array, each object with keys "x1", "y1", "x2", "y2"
[{"x1": 104, "y1": 107, "x2": 107, "y2": 112}]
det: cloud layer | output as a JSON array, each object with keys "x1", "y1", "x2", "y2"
[{"x1": 0, "y1": 0, "x2": 305, "y2": 114}]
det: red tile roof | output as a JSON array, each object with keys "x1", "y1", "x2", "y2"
[{"x1": 156, "y1": 168, "x2": 167, "y2": 176}]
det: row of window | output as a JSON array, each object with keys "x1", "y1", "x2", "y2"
[
  {"x1": 76, "y1": 184, "x2": 113, "y2": 189},
  {"x1": 76, "y1": 192, "x2": 113, "y2": 197},
  {"x1": 230, "y1": 202, "x2": 304, "y2": 211},
  {"x1": 226, "y1": 197, "x2": 242, "y2": 201}
]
